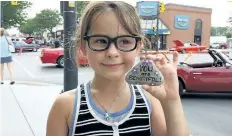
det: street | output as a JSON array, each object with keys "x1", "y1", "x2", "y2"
[{"x1": 2, "y1": 50, "x2": 232, "y2": 136}]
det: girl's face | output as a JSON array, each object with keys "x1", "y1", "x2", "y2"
[{"x1": 81, "y1": 11, "x2": 141, "y2": 80}]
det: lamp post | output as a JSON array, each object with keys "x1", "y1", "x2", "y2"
[{"x1": 61, "y1": 1, "x2": 78, "y2": 92}]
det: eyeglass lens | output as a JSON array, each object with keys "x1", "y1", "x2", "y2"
[{"x1": 88, "y1": 36, "x2": 137, "y2": 51}]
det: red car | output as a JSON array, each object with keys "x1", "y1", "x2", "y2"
[
  {"x1": 210, "y1": 41, "x2": 228, "y2": 49},
  {"x1": 171, "y1": 40, "x2": 206, "y2": 53},
  {"x1": 178, "y1": 49, "x2": 232, "y2": 96},
  {"x1": 40, "y1": 47, "x2": 88, "y2": 68}
]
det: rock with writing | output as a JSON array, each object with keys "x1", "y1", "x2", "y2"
[{"x1": 125, "y1": 59, "x2": 164, "y2": 86}]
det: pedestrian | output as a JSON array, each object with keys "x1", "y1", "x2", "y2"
[
  {"x1": 0, "y1": 28, "x2": 15, "y2": 85},
  {"x1": 46, "y1": 1, "x2": 189, "y2": 136}
]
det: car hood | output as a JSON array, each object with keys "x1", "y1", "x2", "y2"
[
  {"x1": 43, "y1": 47, "x2": 64, "y2": 52},
  {"x1": 30, "y1": 44, "x2": 40, "y2": 46}
]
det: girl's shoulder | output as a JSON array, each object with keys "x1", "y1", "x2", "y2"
[{"x1": 51, "y1": 88, "x2": 77, "y2": 119}]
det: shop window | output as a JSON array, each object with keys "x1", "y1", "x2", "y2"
[{"x1": 195, "y1": 19, "x2": 202, "y2": 29}]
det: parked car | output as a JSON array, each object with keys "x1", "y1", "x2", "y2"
[
  {"x1": 210, "y1": 41, "x2": 228, "y2": 49},
  {"x1": 40, "y1": 47, "x2": 88, "y2": 68},
  {"x1": 170, "y1": 40, "x2": 206, "y2": 53},
  {"x1": 177, "y1": 49, "x2": 232, "y2": 96},
  {"x1": 14, "y1": 41, "x2": 40, "y2": 52}
]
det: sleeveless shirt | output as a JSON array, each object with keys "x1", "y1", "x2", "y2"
[{"x1": 69, "y1": 82, "x2": 152, "y2": 136}]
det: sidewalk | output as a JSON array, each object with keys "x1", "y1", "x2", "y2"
[{"x1": 0, "y1": 81, "x2": 63, "y2": 136}]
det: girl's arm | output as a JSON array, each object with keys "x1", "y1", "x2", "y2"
[
  {"x1": 160, "y1": 98, "x2": 189, "y2": 136},
  {"x1": 46, "y1": 95, "x2": 69, "y2": 136},
  {"x1": 145, "y1": 92, "x2": 189, "y2": 136}
]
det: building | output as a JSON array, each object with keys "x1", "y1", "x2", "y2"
[{"x1": 137, "y1": 2, "x2": 212, "y2": 50}]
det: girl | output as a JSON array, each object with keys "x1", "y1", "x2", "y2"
[
  {"x1": 0, "y1": 28, "x2": 15, "y2": 85},
  {"x1": 46, "y1": 1, "x2": 189, "y2": 136}
]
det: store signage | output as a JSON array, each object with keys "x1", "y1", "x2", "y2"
[
  {"x1": 143, "y1": 29, "x2": 170, "y2": 35},
  {"x1": 174, "y1": 15, "x2": 190, "y2": 30},
  {"x1": 137, "y1": 1, "x2": 158, "y2": 17}
]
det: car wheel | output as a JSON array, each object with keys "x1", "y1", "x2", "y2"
[
  {"x1": 32, "y1": 48, "x2": 37, "y2": 52},
  {"x1": 178, "y1": 79, "x2": 184, "y2": 96},
  {"x1": 57, "y1": 56, "x2": 64, "y2": 68}
]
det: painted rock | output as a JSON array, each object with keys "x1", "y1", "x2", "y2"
[{"x1": 125, "y1": 59, "x2": 164, "y2": 86}]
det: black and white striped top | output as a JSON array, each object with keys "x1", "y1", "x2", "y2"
[{"x1": 69, "y1": 83, "x2": 152, "y2": 136}]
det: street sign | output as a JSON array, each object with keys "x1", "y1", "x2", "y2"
[
  {"x1": 11, "y1": 1, "x2": 18, "y2": 6},
  {"x1": 137, "y1": 1, "x2": 158, "y2": 17},
  {"x1": 68, "y1": 1, "x2": 75, "y2": 7}
]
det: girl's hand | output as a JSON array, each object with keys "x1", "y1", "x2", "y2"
[{"x1": 142, "y1": 51, "x2": 180, "y2": 102}]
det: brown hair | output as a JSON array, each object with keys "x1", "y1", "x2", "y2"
[
  {"x1": 76, "y1": 1, "x2": 150, "y2": 49},
  {"x1": 0, "y1": 28, "x2": 5, "y2": 36}
]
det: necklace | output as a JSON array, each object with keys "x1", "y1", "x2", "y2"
[{"x1": 92, "y1": 83, "x2": 127, "y2": 121}]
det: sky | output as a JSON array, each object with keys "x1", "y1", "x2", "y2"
[{"x1": 7, "y1": 0, "x2": 232, "y2": 34}]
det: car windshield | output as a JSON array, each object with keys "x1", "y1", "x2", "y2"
[
  {"x1": 180, "y1": 53, "x2": 214, "y2": 64},
  {"x1": 17, "y1": 41, "x2": 27, "y2": 45},
  {"x1": 220, "y1": 52, "x2": 232, "y2": 64}
]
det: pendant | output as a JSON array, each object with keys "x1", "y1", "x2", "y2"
[
  {"x1": 104, "y1": 112, "x2": 110, "y2": 121},
  {"x1": 125, "y1": 59, "x2": 164, "y2": 86}
]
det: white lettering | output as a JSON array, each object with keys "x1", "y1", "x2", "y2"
[
  {"x1": 177, "y1": 18, "x2": 188, "y2": 22},
  {"x1": 140, "y1": 5, "x2": 155, "y2": 9}
]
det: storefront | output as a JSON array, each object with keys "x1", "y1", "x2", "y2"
[{"x1": 136, "y1": 2, "x2": 212, "y2": 50}]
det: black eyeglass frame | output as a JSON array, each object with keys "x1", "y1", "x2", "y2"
[{"x1": 83, "y1": 34, "x2": 142, "y2": 52}]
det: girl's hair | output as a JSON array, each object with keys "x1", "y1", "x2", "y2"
[
  {"x1": 76, "y1": 1, "x2": 150, "y2": 49},
  {"x1": 0, "y1": 28, "x2": 5, "y2": 36}
]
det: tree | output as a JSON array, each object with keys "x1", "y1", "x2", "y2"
[
  {"x1": 19, "y1": 19, "x2": 45, "y2": 36},
  {"x1": 228, "y1": 16, "x2": 232, "y2": 26},
  {"x1": 76, "y1": 1, "x2": 86, "y2": 21},
  {"x1": 34, "y1": 9, "x2": 62, "y2": 37},
  {"x1": 211, "y1": 27, "x2": 217, "y2": 36},
  {"x1": 1, "y1": 1, "x2": 32, "y2": 28},
  {"x1": 225, "y1": 32, "x2": 232, "y2": 38},
  {"x1": 19, "y1": 19, "x2": 36, "y2": 36}
]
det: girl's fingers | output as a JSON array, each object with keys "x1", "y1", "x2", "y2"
[
  {"x1": 142, "y1": 84, "x2": 164, "y2": 99},
  {"x1": 173, "y1": 51, "x2": 179, "y2": 66},
  {"x1": 146, "y1": 55, "x2": 163, "y2": 69}
]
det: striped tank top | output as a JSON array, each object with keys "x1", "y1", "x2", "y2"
[{"x1": 69, "y1": 82, "x2": 152, "y2": 136}]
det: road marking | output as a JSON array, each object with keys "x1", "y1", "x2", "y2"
[
  {"x1": 13, "y1": 58, "x2": 36, "y2": 78},
  {"x1": 13, "y1": 57, "x2": 93, "y2": 79}
]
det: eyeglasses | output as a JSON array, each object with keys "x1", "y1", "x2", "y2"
[{"x1": 83, "y1": 35, "x2": 141, "y2": 52}]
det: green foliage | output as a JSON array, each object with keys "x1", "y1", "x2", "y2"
[
  {"x1": 19, "y1": 9, "x2": 61, "y2": 37},
  {"x1": 229, "y1": 17, "x2": 232, "y2": 25},
  {"x1": 34, "y1": 9, "x2": 62, "y2": 32},
  {"x1": 225, "y1": 32, "x2": 232, "y2": 38},
  {"x1": 19, "y1": 19, "x2": 36, "y2": 36},
  {"x1": 211, "y1": 27, "x2": 232, "y2": 36},
  {"x1": 1, "y1": 1, "x2": 32, "y2": 28},
  {"x1": 76, "y1": 1, "x2": 86, "y2": 22}
]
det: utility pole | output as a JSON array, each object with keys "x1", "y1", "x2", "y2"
[
  {"x1": 61, "y1": 1, "x2": 78, "y2": 92},
  {"x1": 0, "y1": 1, "x2": 3, "y2": 27},
  {"x1": 155, "y1": 1, "x2": 160, "y2": 51}
]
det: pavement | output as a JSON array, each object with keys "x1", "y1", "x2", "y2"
[
  {"x1": 1, "y1": 81, "x2": 62, "y2": 136},
  {"x1": 2, "y1": 81, "x2": 232, "y2": 136},
  {"x1": 1, "y1": 50, "x2": 232, "y2": 136}
]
